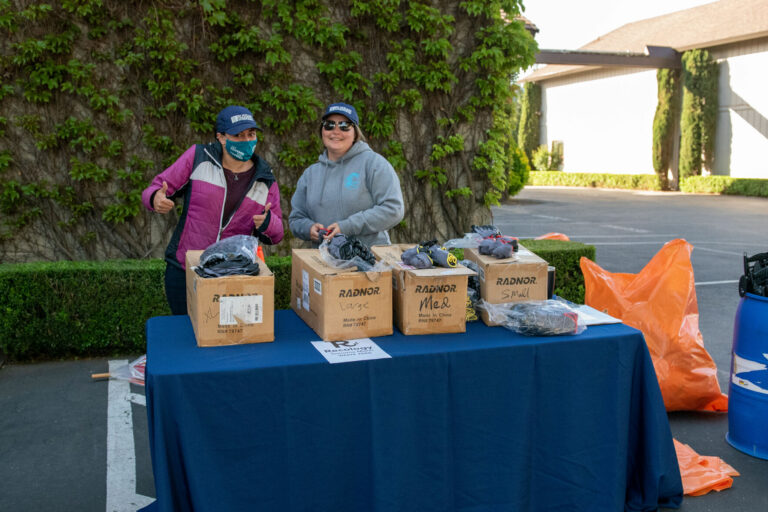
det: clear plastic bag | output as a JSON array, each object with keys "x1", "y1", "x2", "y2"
[
  {"x1": 443, "y1": 232, "x2": 485, "y2": 249},
  {"x1": 477, "y1": 299, "x2": 586, "y2": 336},
  {"x1": 109, "y1": 354, "x2": 146, "y2": 386},
  {"x1": 443, "y1": 231, "x2": 518, "y2": 260},
  {"x1": 194, "y1": 235, "x2": 260, "y2": 278}
]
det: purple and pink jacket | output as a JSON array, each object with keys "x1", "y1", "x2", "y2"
[{"x1": 141, "y1": 143, "x2": 283, "y2": 269}]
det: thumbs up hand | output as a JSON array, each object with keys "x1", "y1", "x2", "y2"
[
  {"x1": 153, "y1": 182, "x2": 174, "y2": 214},
  {"x1": 253, "y1": 202, "x2": 271, "y2": 230}
]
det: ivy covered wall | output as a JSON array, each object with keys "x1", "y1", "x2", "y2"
[{"x1": 0, "y1": 0, "x2": 536, "y2": 261}]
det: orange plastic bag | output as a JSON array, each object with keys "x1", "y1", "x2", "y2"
[
  {"x1": 536, "y1": 232, "x2": 570, "y2": 241},
  {"x1": 580, "y1": 239, "x2": 728, "y2": 411},
  {"x1": 674, "y1": 439, "x2": 739, "y2": 496}
]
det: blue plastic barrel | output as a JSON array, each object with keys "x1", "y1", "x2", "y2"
[{"x1": 726, "y1": 292, "x2": 768, "y2": 460}]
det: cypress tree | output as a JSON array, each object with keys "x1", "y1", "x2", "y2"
[
  {"x1": 517, "y1": 82, "x2": 541, "y2": 161},
  {"x1": 679, "y1": 49, "x2": 719, "y2": 177},
  {"x1": 652, "y1": 68, "x2": 680, "y2": 190}
]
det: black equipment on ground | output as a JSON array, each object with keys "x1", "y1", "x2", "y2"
[{"x1": 739, "y1": 251, "x2": 768, "y2": 297}]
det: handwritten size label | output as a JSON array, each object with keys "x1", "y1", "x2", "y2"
[
  {"x1": 418, "y1": 294, "x2": 450, "y2": 311},
  {"x1": 501, "y1": 287, "x2": 531, "y2": 300},
  {"x1": 339, "y1": 302, "x2": 369, "y2": 312}
]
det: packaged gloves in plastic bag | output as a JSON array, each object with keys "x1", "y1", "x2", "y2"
[
  {"x1": 194, "y1": 235, "x2": 260, "y2": 278},
  {"x1": 319, "y1": 234, "x2": 385, "y2": 272},
  {"x1": 477, "y1": 299, "x2": 586, "y2": 336},
  {"x1": 400, "y1": 240, "x2": 458, "y2": 269},
  {"x1": 443, "y1": 225, "x2": 518, "y2": 259}
]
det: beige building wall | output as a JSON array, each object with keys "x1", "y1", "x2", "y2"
[
  {"x1": 540, "y1": 68, "x2": 658, "y2": 174},
  {"x1": 534, "y1": 37, "x2": 768, "y2": 179},
  {"x1": 711, "y1": 38, "x2": 768, "y2": 178}
]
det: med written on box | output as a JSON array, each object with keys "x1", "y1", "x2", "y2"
[{"x1": 371, "y1": 244, "x2": 476, "y2": 335}]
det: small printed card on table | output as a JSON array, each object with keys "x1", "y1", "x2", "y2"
[
  {"x1": 311, "y1": 338, "x2": 391, "y2": 364},
  {"x1": 574, "y1": 304, "x2": 622, "y2": 325}
]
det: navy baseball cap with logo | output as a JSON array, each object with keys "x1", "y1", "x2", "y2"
[
  {"x1": 322, "y1": 102, "x2": 359, "y2": 126},
  {"x1": 215, "y1": 105, "x2": 261, "y2": 134}
]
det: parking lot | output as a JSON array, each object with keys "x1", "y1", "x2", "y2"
[{"x1": 0, "y1": 186, "x2": 766, "y2": 511}]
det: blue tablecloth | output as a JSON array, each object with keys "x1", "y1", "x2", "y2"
[{"x1": 143, "y1": 310, "x2": 682, "y2": 512}]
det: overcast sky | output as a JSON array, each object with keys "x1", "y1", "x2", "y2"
[{"x1": 520, "y1": 0, "x2": 718, "y2": 50}]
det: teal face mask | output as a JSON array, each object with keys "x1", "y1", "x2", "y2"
[{"x1": 225, "y1": 137, "x2": 258, "y2": 161}]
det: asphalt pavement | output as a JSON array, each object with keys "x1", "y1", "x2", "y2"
[
  {"x1": 495, "y1": 187, "x2": 768, "y2": 512},
  {"x1": 0, "y1": 186, "x2": 766, "y2": 512}
]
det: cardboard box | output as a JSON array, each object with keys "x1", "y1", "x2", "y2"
[
  {"x1": 185, "y1": 250, "x2": 274, "y2": 346},
  {"x1": 290, "y1": 249, "x2": 393, "y2": 341},
  {"x1": 465, "y1": 244, "x2": 549, "y2": 326},
  {"x1": 371, "y1": 244, "x2": 476, "y2": 335}
]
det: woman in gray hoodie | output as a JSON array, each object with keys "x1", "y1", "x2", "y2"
[{"x1": 289, "y1": 102, "x2": 404, "y2": 248}]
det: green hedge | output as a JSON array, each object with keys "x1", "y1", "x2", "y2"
[
  {"x1": 0, "y1": 243, "x2": 594, "y2": 362},
  {"x1": 679, "y1": 175, "x2": 768, "y2": 197},
  {"x1": 519, "y1": 239, "x2": 595, "y2": 302},
  {"x1": 528, "y1": 171, "x2": 662, "y2": 190},
  {"x1": 528, "y1": 171, "x2": 768, "y2": 198}
]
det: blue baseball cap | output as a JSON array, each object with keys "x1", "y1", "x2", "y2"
[
  {"x1": 322, "y1": 103, "x2": 359, "y2": 126},
  {"x1": 215, "y1": 105, "x2": 261, "y2": 134}
]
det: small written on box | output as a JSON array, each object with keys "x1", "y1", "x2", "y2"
[
  {"x1": 185, "y1": 250, "x2": 274, "y2": 346},
  {"x1": 465, "y1": 244, "x2": 549, "y2": 326}
]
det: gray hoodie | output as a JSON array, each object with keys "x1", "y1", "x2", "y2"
[{"x1": 289, "y1": 141, "x2": 404, "y2": 248}]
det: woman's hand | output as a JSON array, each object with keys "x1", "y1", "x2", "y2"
[
  {"x1": 253, "y1": 202, "x2": 271, "y2": 230},
  {"x1": 324, "y1": 222, "x2": 341, "y2": 238},
  {"x1": 153, "y1": 182, "x2": 175, "y2": 214},
  {"x1": 310, "y1": 222, "x2": 341, "y2": 242},
  {"x1": 309, "y1": 223, "x2": 326, "y2": 243}
]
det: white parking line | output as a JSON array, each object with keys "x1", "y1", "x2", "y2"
[
  {"x1": 598, "y1": 224, "x2": 650, "y2": 233},
  {"x1": 580, "y1": 242, "x2": 747, "y2": 252},
  {"x1": 530, "y1": 214, "x2": 570, "y2": 221},
  {"x1": 128, "y1": 393, "x2": 146, "y2": 407},
  {"x1": 582, "y1": 241, "x2": 672, "y2": 245},
  {"x1": 691, "y1": 246, "x2": 745, "y2": 256},
  {"x1": 106, "y1": 360, "x2": 153, "y2": 512},
  {"x1": 515, "y1": 234, "x2": 681, "y2": 239},
  {"x1": 569, "y1": 234, "x2": 680, "y2": 238}
]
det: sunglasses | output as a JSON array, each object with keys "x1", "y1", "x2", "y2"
[{"x1": 321, "y1": 120, "x2": 354, "y2": 132}]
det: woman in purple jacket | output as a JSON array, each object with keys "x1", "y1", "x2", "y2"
[{"x1": 142, "y1": 105, "x2": 284, "y2": 315}]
